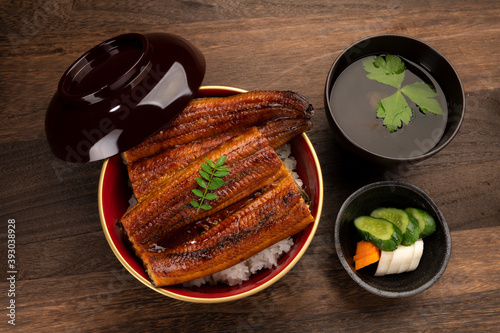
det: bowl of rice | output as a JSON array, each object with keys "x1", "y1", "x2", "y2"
[{"x1": 98, "y1": 86, "x2": 323, "y2": 303}]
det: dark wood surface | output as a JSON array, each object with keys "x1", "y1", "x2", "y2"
[{"x1": 1, "y1": 0, "x2": 499, "y2": 331}]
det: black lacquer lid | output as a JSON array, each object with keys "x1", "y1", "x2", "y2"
[{"x1": 45, "y1": 32, "x2": 205, "y2": 162}]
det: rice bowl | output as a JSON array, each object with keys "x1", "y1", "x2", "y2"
[{"x1": 98, "y1": 86, "x2": 323, "y2": 303}]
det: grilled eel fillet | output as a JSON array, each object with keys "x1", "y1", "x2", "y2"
[
  {"x1": 122, "y1": 90, "x2": 313, "y2": 164},
  {"x1": 128, "y1": 118, "x2": 311, "y2": 201},
  {"x1": 120, "y1": 127, "x2": 288, "y2": 256},
  {"x1": 123, "y1": 90, "x2": 313, "y2": 200},
  {"x1": 142, "y1": 167, "x2": 314, "y2": 287}
]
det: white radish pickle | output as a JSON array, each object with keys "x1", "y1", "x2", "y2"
[
  {"x1": 397, "y1": 244, "x2": 415, "y2": 273},
  {"x1": 375, "y1": 250, "x2": 394, "y2": 276},
  {"x1": 375, "y1": 239, "x2": 424, "y2": 276},
  {"x1": 409, "y1": 238, "x2": 424, "y2": 271},
  {"x1": 386, "y1": 245, "x2": 408, "y2": 275}
]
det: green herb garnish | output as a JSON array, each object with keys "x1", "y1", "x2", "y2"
[
  {"x1": 362, "y1": 55, "x2": 444, "y2": 133},
  {"x1": 190, "y1": 156, "x2": 229, "y2": 212}
]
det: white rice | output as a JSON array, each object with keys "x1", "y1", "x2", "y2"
[
  {"x1": 183, "y1": 237, "x2": 294, "y2": 287},
  {"x1": 183, "y1": 143, "x2": 302, "y2": 287},
  {"x1": 276, "y1": 144, "x2": 303, "y2": 188}
]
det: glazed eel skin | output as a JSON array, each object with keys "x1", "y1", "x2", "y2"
[
  {"x1": 143, "y1": 168, "x2": 313, "y2": 287},
  {"x1": 122, "y1": 90, "x2": 313, "y2": 201},
  {"x1": 120, "y1": 127, "x2": 287, "y2": 255},
  {"x1": 128, "y1": 118, "x2": 312, "y2": 201},
  {"x1": 122, "y1": 90, "x2": 313, "y2": 164}
]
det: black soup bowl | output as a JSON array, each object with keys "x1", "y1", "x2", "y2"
[
  {"x1": 325, "y1": 34, "x2": 465, "y2": 165},
  {"x1": 335, "y1": 181, "x2": 451, "y2": 298}
]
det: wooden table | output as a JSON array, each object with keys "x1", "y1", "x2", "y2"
[{"x1": 1, "y1": 0, "x2": 499, "y2": 331}]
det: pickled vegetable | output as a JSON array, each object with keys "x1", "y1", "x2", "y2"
[
  {"x1": 371, "y1": 207, "x2": 420, "y2": 246},
  {"x1": 354, "y1": 216, "x2": 403, "y2": 252}
]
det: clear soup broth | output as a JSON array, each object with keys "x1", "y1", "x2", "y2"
[{"x1": 330, "y1": 56, "x2": 448, "y2": 159}]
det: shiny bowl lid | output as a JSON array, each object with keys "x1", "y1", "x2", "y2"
[{"x1": 45, "y1": 32, "x2": 206, "y2": 163}]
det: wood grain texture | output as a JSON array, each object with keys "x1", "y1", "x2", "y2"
[{"x1": 0, "y1": 0, "x2": 499, "y2": 331}]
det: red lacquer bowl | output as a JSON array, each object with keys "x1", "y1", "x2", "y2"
[{"x1": 98, "y1": 86, "x2": 324, "y2": 303}]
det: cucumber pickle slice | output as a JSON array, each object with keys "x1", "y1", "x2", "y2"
[
  {"x1": 405, "y1": 207, "x2": 436, "y2": 238},
  {"x1": 354, "y1": 216, "x2": 403, "y2": 252},
  {"x1": 370, "y1": 207, "x2": 420, "y2": 246}
]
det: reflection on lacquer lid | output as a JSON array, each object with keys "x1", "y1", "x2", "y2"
[{"x1": 45, "y1": 32, "x2": 205, "y2": 163}]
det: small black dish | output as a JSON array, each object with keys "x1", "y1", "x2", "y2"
[
  {"x1": 335, "y1": 181, "x2": 451, "y2": 298},
  {"x1": 325, "y1": 34, "x2": 465, "y2": 165}
]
